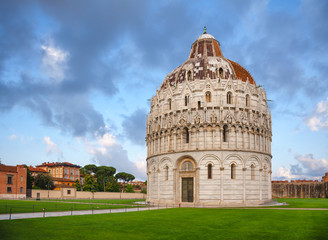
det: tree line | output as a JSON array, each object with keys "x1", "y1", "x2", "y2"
[{"x1": 28, "y1": 164, "x2": 142, "y2": 193}]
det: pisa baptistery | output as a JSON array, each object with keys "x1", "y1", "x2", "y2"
[{"x1": 146, "y1": 30, "x2": 272, "y2": 206}]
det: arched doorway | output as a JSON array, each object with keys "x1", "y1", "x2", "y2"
[{"x1": 178, "y1": 158, "x2": 196, "y2": 203}]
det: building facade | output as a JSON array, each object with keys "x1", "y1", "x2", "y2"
[
  {"x1": 0, "y1": 164, "x2": 27, "y2": 199},
  {"x1": 146, "y1": 31, "x2": 272, "y2": 206},
  {"x1": 36, "y1": 162, "x2": 81, "y2": 181}
]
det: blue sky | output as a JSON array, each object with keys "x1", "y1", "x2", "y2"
[{"x1": 0, "y1": 0, "x2": 327, "y2": 180}]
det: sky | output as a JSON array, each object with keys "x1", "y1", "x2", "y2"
[{"x1": 0, "y1": 0, "x2": 328, "y2": 181}]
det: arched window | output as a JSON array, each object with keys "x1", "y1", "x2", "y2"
[
  {"x1": 223, "y1": 125, "x2": 228, "y2": 142},
  {"x1": 187, "y1": 71, "x2": 192, "y2": 80},
  {"x1": 231, "y1": 164, "x2": 236, "y2": 179},
  {"x1": 185, "y1": 128, "x2": 189, "y2": 143},
  {"x1": 205, "y1": 91, "x2": 211, "y2": 102},
  {"x1": 219, "y1": 68, "x2": 224, "y2": 78},
  {"x1": 251, "y1": 164, "x2": 255, "y2": 180},
  {"x1": 246, "y1": 94, "x2": 250, "y2": 107},
  {"x1": 182, "y1": 161, "x2": 194, "y2": 171},
  {"x1": 227, "y1": 92, "x2": 232, "y2": 104},
  {"x1": 198, "y1": 101, "x2": 201, "y2": 109},
  {"x1": 168, "y1": 99, "x2": 171, "y2": 110},
  {"x1": 208, "y1": 164, "x2": 212, "y2": 179},
  {"x1": 165, "y1": 166, "x2": 169, "y2": 181}
]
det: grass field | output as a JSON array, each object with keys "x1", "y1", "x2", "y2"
[
  {"x1": 0, "y1": 207, "x2": 327, "y2": 240},
  {"x1": 275, "y1": 198, "x2": 328, "y2": 208},
  {"x1": 0, "y1": 199, "x2": 145, "y2": 214}
]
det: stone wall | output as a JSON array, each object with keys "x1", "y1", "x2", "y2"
[
  {"x1": 272, "y1": 182, "x2": 328, "y2": 198},
  {"x1": 31, "y1": 189, "x2": 146, "y2": 200}
]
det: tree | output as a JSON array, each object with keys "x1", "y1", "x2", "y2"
[
  {"x1": 105, "y1": 176, "x2": 121, "y2": 192},
  {"x1": 81, "y1": 164, "x2": 98, "y2": 175},
  {"x1": 82, "y1": 174, "x2": 97, "y2": 192},
  {"x1": 115, "y1": 172, "x2": 135, "y2": 192},
  {"x1": 23, "y1": 165, "x2": 34, "y2": 189},
  {"x1": 125, "y1": 184, "x2": 135, "y2": 193},
  {"x1": 34, "y1": 173, "x2": 55, "y2": 190},
  {"x1": 74, "y1": 179, "x2": 82, "y2": 191},
  {"x1": 95, "y1": 166, "x2": 116, "y2": 192}
]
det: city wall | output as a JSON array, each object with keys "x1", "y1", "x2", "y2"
[
  {"x1": 31, "y1": 188, "x2": 146, "y2": 200},
  {"x1": 272, "y1": 181, "x2": 328, "y2": 198}
]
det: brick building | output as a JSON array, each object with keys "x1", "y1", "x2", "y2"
[
  {"x1": 0, "y1": 164, "x2": 27, "y2": 199},
  {"x1": 36, "y1": 162, "x2": 81, "y2": 181}
]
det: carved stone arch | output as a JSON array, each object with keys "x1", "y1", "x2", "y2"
[
  {"x1": 149, "y1": 159, "x2": 159, "y2": 171},
  {"x1": 246, "y1": 155, "x2": 261, "y2": 168},
  {"x1": 199, "y1": 154, "x2": 222, "y2": 168},
  {"x1": 159, "y1": 157, "x2": 173, "y2": 169},
  {"x1": 224, "y1": 154, "x2": 244, "y2": 168},
  {"x1": 176, "y1": 155, "x2": 197, "y2": 169}
]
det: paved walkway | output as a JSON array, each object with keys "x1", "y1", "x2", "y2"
[
  {"x1": 0, "y1": 206, "x2": 164, "y2": 221},
  {"x1": 1, "y1": 206, "x2": 327, "y2": 221}
]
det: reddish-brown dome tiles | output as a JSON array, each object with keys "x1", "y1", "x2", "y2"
[{"x1": 227, "y1": 59, "x2": 255, "y2": 85}]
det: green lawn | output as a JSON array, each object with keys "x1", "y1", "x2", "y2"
[
  {"x1": 0, "y1": 199, "x2": 145, "y2": 214},
  {"x1": 0, "y1": 208, "x2": 327, "y2": 240},
  {"x1": 275, "y1": 198, "x2": 328, "y2": 208},
  {"x1": 41, "y1": 198, "x2": 145, "y2": 204}
]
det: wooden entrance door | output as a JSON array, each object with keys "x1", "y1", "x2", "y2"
[{"x1": 182, "y1": 177, "x2": 193, "y2": 202}]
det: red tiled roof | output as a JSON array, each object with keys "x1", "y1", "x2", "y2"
[
  {"x1": 227, "y1": 59, "x2": 255, "y2": 85},
  {"x1": 0, "y1": 165, "x2": 17, "y2": 173}
]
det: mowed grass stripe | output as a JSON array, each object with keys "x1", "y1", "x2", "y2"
[
  {"x1": 0, "y1": 199, "x2": 144, "y2": 214},
  {"x1": 0, "y1": 208, "x2": 327, "y2": 240}
]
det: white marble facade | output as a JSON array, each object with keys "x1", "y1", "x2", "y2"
[{"x1": 146, "y1": 32, "x2": 272, "y2": 206}]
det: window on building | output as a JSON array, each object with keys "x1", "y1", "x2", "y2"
[
  {"x1": 198, "y1": 101, "x2": 201, "y2": 109},
  {"x1": 70, "y1": 169, "x2": 73, "y2": 175},
  {"x1": 223, "y1": 125, "x2": 228, "y2": 142},
  {"x1": 246, "y1": 94, "x2": 250, "y2": 107},
  {"x1": 165, "y1": 166, "x2": 169, "y2": 181},
  {"x1": 208, "y1": 164, "x2": 212, "y2": 179},
  {"x1": 187, "y1": 70, "x2": 192, "y2": 80},
  {"x1": 185, "y1": 128, "x2": 189, "y2": 143},
  {"x1": 168, "y1": 99, "x2": 171, "y2": 110},
  {"x1": 185, "y1": 96, "x2": 189, "y2": 106},
  {"x1": 20, "y1": 176, "x2": 24, "y2": 182},
  {"x1": 205, "y1": 91, "x2": 211, "y2": 103},
  {"x1": 49, "y1": 170, "x2": 51, "y2": 173},
  {"x1": 57, "y1": 169, "x2": 59, "y2": 173},
  {"x1": 60, "y1": 168, "x2": 62, "y2": 173},
  {"x1": 20, "y1": 187, "x2": 23, "y2": 193},
  {"x1": 67, "y1": 190, "x2": 71, "y2": 195},
  {"x1": 64, "y1": 169, "x2": 68, "y2": 175},
  {"x1": 7, "y1": 175, "x2": 13, "y2": 184},
  {"x1": 231, "y1": 164, "x2": 236, "y2": 179},
  {"x1": 7, "y1": 187, "x2": 12, "y2": 193},
  {"x1": 182, "y1": 161, "x2": 194, "y2": 171},
  {"x1": 227, "y1": 92, "x2": 232, "y2": 104},
  {"x1": 75, "y1": 170, "x2": 79, "y2": 175},
  {"x1": 219, "y1": 68, "x2": 224, "y2": 78},
  {"x1": 251, "y1": 164, "x2": 255, "y2": 180}
]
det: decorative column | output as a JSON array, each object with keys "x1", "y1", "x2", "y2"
[
  {"x1": 174, "y1": 132, "x2": 177, "y2": 151},
  {"x1": 220, "y1": 167, "x2": 224, "y2": 204},
  {"x1": 259, "y1": 168, "x2": 263, "y2": 201},
  {"x1": 242, "y1": 167, "x2": 247, "y2": 204}
]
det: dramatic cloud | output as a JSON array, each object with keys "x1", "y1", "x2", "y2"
[
  {"x1": 43, "y1": 136, "x2": 63, "y2": 159},
  {"x1": 273, "y1": 153, "x2": 328, "y2": 180},
  {"x1": 83, "y1": 133, "x2": 146, "y2": 179},
  {"x1": 122, "y1": 108, "x2": 147, "y2": 146},
  {"x1": 41, "y1": 41, "x2": 69, "y2": 83},
  {"x1": 305, "y1": 97, "x2": 328, "y2": 131}
]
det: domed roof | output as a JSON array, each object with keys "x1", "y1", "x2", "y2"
[{"x1": 160, "y1": 31, "x2": 255, "y2": 89}]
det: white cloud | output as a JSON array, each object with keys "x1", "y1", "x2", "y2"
[
  {"x1": 43, "y1": 136, "x2": 63, "y2": 158},
  {"x1": 273, "y1": 153, "x2": 328, "y2": 180},
  {"x1": 9, "y1": 134, "x2": 17, "y2": 140},
  {"x1": 305, "y1": 97, "x2": 328, "y2": 131},
  {"x1": 41, "y1": 40, "x2": 69, "y2": 83},
  {"x1": 82, "y1": 133, "x2": 147, "y2": 180}
]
